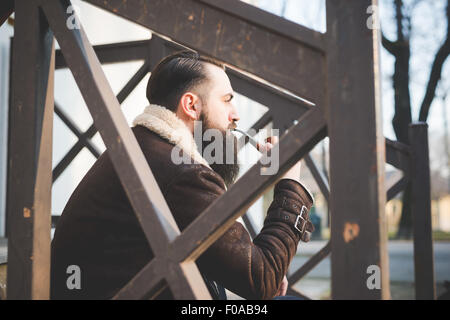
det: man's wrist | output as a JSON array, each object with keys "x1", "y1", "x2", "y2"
[{"x1": 276, "y1": 178, "x2": 314, "y2": 206}]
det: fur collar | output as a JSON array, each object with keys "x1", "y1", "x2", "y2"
[{"x1": 132, "y1": 104, "x2": 211, "y2": 169}]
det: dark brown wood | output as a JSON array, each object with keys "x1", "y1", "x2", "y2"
[
  {"x1": 304, "y1": 154, "x2": 329, "y2": 202},
  {"x1": 7, "y1": 0, "x2": 54, "y2": 299},
  {"x1": 52, "y1": 62, "x2": 149, "y2": 182},
  {"x1": 56, "y1": 35, "x2": 313, "y2": 124},
  {"x1": 386, "y1": 138, "x2": 411, "y2": 174},
  {"x1": 241, "y1": 213, "x2": 257, "y2": 239},
  {"x1": 166, "y1": 262, "x2": 211, "y2": 299},
  {"x1": 146, "y1": 33, "x2": 314, "y2": 131},
  {"x1": 226, "y1": 67, "x2": 312, "y2": 126},
  {"x1": 228, "y1": 69, "x2": 311, "y2": 132},
  {"x1": 326, "y1": 0, "x2": 390, "y2": 299},
  {"x1": 108, "y1": 34, "x2": 314, "y2": 119},
  {"x1": 0, "y1": 0, "x2": 14, "y2": 27},
  {"x1": 5, "y1": 0, "x2": 426, "y2": 301},
  {"x1": 387, "y1": 176, "x2": 408, "y2": 201},
  {"x1": 54, "y1": 102, "x2": 101, "y2": 158},
  {"x1": 54, "y1": 33, "x2": 313, "y2": 177},
  {"x1": 41, "y1": 0, "x2": 180, "y2": 253},
  {"x1": 113, "y1": 258, "x2": 166, "y2": 299},
  {"x1": 197, "y1": 0, "x2": 326, "y2": 52},
  {"x1": 171, "y1": 108, "x2": 327, "y2": 263},
  {"x1": 117, "y1": 107, "x2": 325, "y2": 298},
  {"x1": 84, "y1": 0, "x2": 326, "y2": 103},
  {"x1": 236, "y1": 111, "x2": 272, "y2": 153},
  {"x1": 288, "y1": 241, "x2": 331, "y2": 285},
  {"x1": 55, "y1": 39, "x2": 150, "y2": 69},
  {"x1": 409, "y1": 123, "x2": 436, "y2": 300},
  {"x1": 5, "y1": 34, "x2": 14, "y2": 239},
  {"x1": 41, "y1": 0, "x2": 212, "y2": 299}
]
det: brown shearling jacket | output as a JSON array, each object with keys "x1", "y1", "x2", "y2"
[{"x1": 50, "y1": 105, "x2": 314, "y2": 300}]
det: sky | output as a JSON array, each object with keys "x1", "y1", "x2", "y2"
[
  {"x1": 241, "y1": 0, "x2": 450, "y2": 180},
  {"x1": 243, "y1": 0, "x2": 449, "y2": 143}
]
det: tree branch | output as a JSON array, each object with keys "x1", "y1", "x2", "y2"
[
  {"x1": 395, "y1": 0, "x2": 405, "y2": 42},
  {"x1": 419, "y1": 0, "x2": 450, "y2": 122},
  {"x1": 382, "y1": 32, "x2": 399, "y2": 56}
]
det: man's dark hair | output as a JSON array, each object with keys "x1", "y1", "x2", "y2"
[{"x1": 146, "y1": 50, "x2": 225, "y2": 112}]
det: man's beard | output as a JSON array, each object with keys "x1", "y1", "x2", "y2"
[{"x1": 199, "y1": 112, "x2": 240, "y2": 188}]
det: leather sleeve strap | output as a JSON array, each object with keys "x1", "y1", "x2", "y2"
[{"x1": 266, "y1": 196, "x2": 315, "y2": 242}]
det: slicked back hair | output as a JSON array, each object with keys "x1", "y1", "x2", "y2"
[{"x1": 146, "y1": 50, "x2": 225, "y2": 112}]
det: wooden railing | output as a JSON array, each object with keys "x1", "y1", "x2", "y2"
[{"x1": 5, "y1": 0, "x2": 435, "y2": 300}]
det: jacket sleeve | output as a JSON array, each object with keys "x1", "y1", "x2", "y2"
[{"x1": 164, "y1": 165, "x2": 314, "y2": 300}]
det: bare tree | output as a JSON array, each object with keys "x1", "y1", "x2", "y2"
[{"x1": 382, "y1": 0, "x2": 450, "y2": 238}]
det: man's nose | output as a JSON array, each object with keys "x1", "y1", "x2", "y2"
[{"x1": 229, "y1": 105, "x2": 240, "y2": 123}]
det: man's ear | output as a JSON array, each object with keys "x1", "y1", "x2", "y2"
[{"x1": 178, "y1": 92, "x2": 201, "y2": 120}]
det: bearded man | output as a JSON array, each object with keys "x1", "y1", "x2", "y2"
[{"x1": 50, "y1": 51, "x2": 315, "y2": 300}]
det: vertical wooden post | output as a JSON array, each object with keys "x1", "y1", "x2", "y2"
[
  {"x1": 409, "y1": 122, "x2": 436, "y2": 300},
  {"x1": 326, "y1": 0, "x2": 390, "y2": 299},
  {"x1": 7, "y1": 1, "x2": 54, "y2": 299}
]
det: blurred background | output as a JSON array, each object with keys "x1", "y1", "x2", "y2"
[{"x1": 0, "y1": 0, "x2": 449, "y2": 299}]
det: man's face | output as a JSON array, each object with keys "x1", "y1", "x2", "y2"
[
  {"x1": 199, "y1": 64, "x2": 239, "y2": 132},
  {"x1": 197, "y1": 64, "x2": 240, "y2": 186}
]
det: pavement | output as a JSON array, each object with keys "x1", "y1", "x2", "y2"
[
  {"x1": 290, "y1": 240, "x2": 450, "y2": 299},
  {"x1": 1, "y1": 238, "x2": 449, "y2": 299},
  {"x1": 0, "y1": 238, "x2": 6, "y2": 264}
]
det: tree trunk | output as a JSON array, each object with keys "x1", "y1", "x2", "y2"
[
  {"x1": 391, "y1": 0, "x2": 413, "y2": 238},
  {"x1": 397, "y1": 182, "x2": 413, "y2": 238}
]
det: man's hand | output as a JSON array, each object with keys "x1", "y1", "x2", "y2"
[
  {"x1": 276, "y1": 275, "x2": 288, "y2": 297},
  {"x1": 258, "y1": 135, "x2": 302, "y2": 182}
]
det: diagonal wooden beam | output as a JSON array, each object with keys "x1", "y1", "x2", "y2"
[
  {"x1": 171, "y1": 107, "x2": 327, "y2": 263},
  {"x1": 113, "y1": 258, "x2": 167, "y2": 300},
  {"x1": 55, "y1": 39, "x2": 150, "y2": 69},
  {"x1": 55, "y1": 34, "x2": 313, "y2": 161},
  {"x1": 40, "y1": 0, "x2": 180, "y2": 254},
  {"x1": 285, "y1": 160, "x2": 409, "y2": 293},
  {"x1": 227, "y1": 67, "x2": 311, "y2": 129},
  {"x1": 146, "y1": 34, "x2": 313, "y2": 117},
  {"x1": 0, "y1": 0, "x2": 13, "y2": 27},
  {"x1": 287, "y1": 241, "x2": 331, "y2": 285},
  {"x1": 304, "y1": 154, "x2": 329, "y2": 202},
  {"x1": 387, "y1": 176, "x2": 408, "y2": 201},
  {"x1": 54, "y1": 102, "x2": 101, "y2": 159},
  {"x1": 52, "y1": 61, "x2": 149, "y2": 183},
  {"x1": 84, "y1": 0, "x2": 326, "y2": 103},
  {"x1": 242, "y1": 152, "x2": 329, "y2": 240},
  {"x1": 167, "y1": 262, "x2": 212, "y2": 299},
  {"x1": 236, "y1": 111, "x2": 272, "y2": 153},
  {"x1": 40, "y1": 0, "x2": 212, "y2": 300},
  {"x1": 385, "y1": 138, "x2": 411, "y2": 174},
  {"x1": 115, "y1": 107, "x2": 325, "y2": 297},
  {"x1": 198, "y1": 0, "x2": 326, "y2": 52},
  {"x1": 286, "y1": 286, "x2": 311, "y2": 300},
  {"x1": 56, "y1": 35, "x2": 314, "y2": 118},
  {"x1": 7, "y1": 1, "x2": 54, "y2": 300},
  {"x1": 117, "y1": 107, "x2": 325, "y2": 297},
  {"x1": 241, "y1": 213, "x2": 257, "y2": 239}
]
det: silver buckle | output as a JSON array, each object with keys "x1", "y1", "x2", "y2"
[{"x1": 294, "y1": 205, "x2": 307, "y2": 233}]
